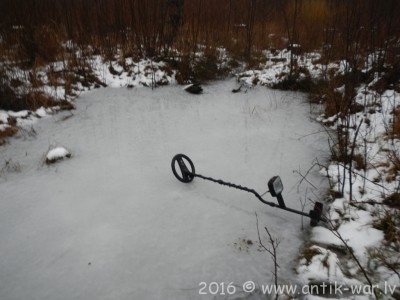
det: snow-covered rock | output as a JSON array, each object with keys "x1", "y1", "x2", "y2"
[{"x1": 45, "y1": 147, "x2": 71, "y2": 164}]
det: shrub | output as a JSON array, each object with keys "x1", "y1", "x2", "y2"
[
  {"x1": 353, "y1": 154, "x2": 366, "y2": 171},
  {"x1": 273, "y1": 66, "x2": 315, "y2": 92},
  {"x1": 371, "y1": 64, "x2": 400, "y2": 94},
  {"x1": 192, "y1": 53, "x2": 219, "y2": 82},
  {"x1": 373, "y1": 210, "x2": 400, "y2": 247},
  {"x1": 0, "y1": 84, "x2": 21, "y2": 111},
  {"x1": 386, "y1": 150, "x2": 400, "y2": 183},
  {"x1": 383, "y1": 193, "x2": 400, "y2": 209},
  {"x1": 175, "y1": 55, "x2": 191, "y2": 84}
]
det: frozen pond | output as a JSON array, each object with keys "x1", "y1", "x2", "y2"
[{"x1": 0, "y1": 80, "x2": 328, "y2": 299}]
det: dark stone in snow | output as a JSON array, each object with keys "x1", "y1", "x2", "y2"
[
  {"x1": 232, "y1": 84, "x2": 242, "y2": 93},
  {"x1": 184, "y1": 83, "x2": 203, "y2": 94}
]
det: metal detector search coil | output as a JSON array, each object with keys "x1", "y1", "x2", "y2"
[{"x1": 171, "y1": 154, "x2": 325, "y2": 227}]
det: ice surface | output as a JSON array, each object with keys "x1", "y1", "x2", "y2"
[{"x1": 0, "y1": 80, "x2": 328, "y2": 300}]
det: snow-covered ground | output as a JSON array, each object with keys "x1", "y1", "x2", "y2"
[
  {"x1": 0, "y1": 80, "x2": 328, "y2": 300},
  {"x1": 301, "y1": 84, "x2": 400, "y2": 300}
]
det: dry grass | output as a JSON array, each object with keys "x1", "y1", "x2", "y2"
[
  {"x1": 24, "y1": 91, "x2": 59, "y2": 110},
  {"x1": 353, "y1": 154, "x2": 366, "y2": 171},
  {"x1": 301, "y1": 247, "x2": 322, "y2": 265},
  {"x1": 0, "y1": 126, "x2": 18, "y2": 145},
  {"x1": 0, "y1": 159, "x2": 21, "y2": 174},
  {"x1": 383, "y1": 193, "x2": 400, "y2": 209},
  {"x1": 373, "y1": 210, "x2": 400, "y2": 248},
  {"x1": 393, "y1": 108, "x2": 400, "y2": 138},
  {"x1": 386, "y1": 150, "x2": 400, "y2": 183}
]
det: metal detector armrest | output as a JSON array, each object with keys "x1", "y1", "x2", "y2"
[
  {"x1": 268, "y1": 176, "x2": 286, "y2": 208},
  {"x1": 268, "y1": 176, "x2": 283, "y2": 197}
]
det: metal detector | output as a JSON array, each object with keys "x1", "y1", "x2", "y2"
[{"x1": 171, "y1": 153, "x2": 325, "y2": 227}]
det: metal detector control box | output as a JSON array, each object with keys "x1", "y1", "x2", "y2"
[{"x1": 171, "y1": 154, "x2": 325, "y2": 227}]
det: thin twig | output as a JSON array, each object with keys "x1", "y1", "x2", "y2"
[{"x1": 255, "y1": 213, "x2": 280, "y2": 293}]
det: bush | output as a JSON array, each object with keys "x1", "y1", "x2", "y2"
[
  {"x1": 373, "y1": 210, "x2": 400, "y2": 247},
  {"x1": 353, "y1": 154, "x2": 366, "y2": 170},
  {"x1": 383, "y1": 193, "x2": 400, "y2": 209},
  {"x1": 371, "y1": 64, "x2": 400, "y2": 94},
  {"x1": 273, "y1": 66, "x2": 315, "y2": 92},
  {"x1": 192, "y1": 53, "x2": 219, "y2": 81}
]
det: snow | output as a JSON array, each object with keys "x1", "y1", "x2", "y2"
[
  {"x1": 236, "y1": 49, "x2": 347, "y2": 89},
  {"x1": 0, "y1": 80, "x2": 328, "y2": 300},
  {"x1": 35, "y1": 107, "x2": 47, "y2": 118},
  {"x1": 0, "y1": 111, "x2": 8, "y2": 123},
  {"x1": 92, "y1": 56, "x2": 176, "y2": 89},
  {"x1": 303, "y1": 76, "x2": 400, "y2": 298},
  {"x1": 232, "y1": 48, "x2": 400, "y2": 298},
  {"x1": 311, "y1": 222, "x2": 384, "y2": 264},
  {"x1": 0, "y1": 124, "x2": 10, "y2": 131},
  {"x1": 1, "y1": 44, "x2": 398, "y2": 298},
  {"x1": 8, "y1": 110, "x2": 30, "y2": 118},
  {"x1": 46, "y1": 147, "x2": 71, "y2": 163},
  {"x1": 0, "y1": 108, "x2": 48, "y2": 131},
  {"x1": 297, "y1": 245, "x2": 363, "y2": 287}
]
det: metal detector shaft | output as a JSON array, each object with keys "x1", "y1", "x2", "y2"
[
  {"x1": 191, "y1": 173, "x2": 273, "y2": 206},
  {"x1": 191, "y1": 172, "x2": 314, "y2": 219},
  {"x1": 171, "y1": 154, "x2": 325, "y2": 226}
]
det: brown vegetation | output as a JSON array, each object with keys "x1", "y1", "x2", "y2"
[
  {"x1": 0, "y1": 0, "x2": 399, "y2": 111},
  {"x1": 0, "y1": 125, "x2": 18, "y2": 145},
  {"x1": 393, "y1": 108, "x2": 400, "y2": 138},
  {"x1": 373, "y1": 210, "x2": 400, "y2": 248},
  {"x1": 1, "y1": 0, "x2": 399, "y2": 70}
]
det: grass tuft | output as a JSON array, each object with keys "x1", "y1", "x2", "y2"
[
  {"x1": 373, "y1": 210, "x2": 400, "y2": 247},
  {"x1": 302, "y1": 247, "x2": 322, "y2": 265},
  {"x1": 383, "y1": 193, "x2": 400, "y2": 209}
]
